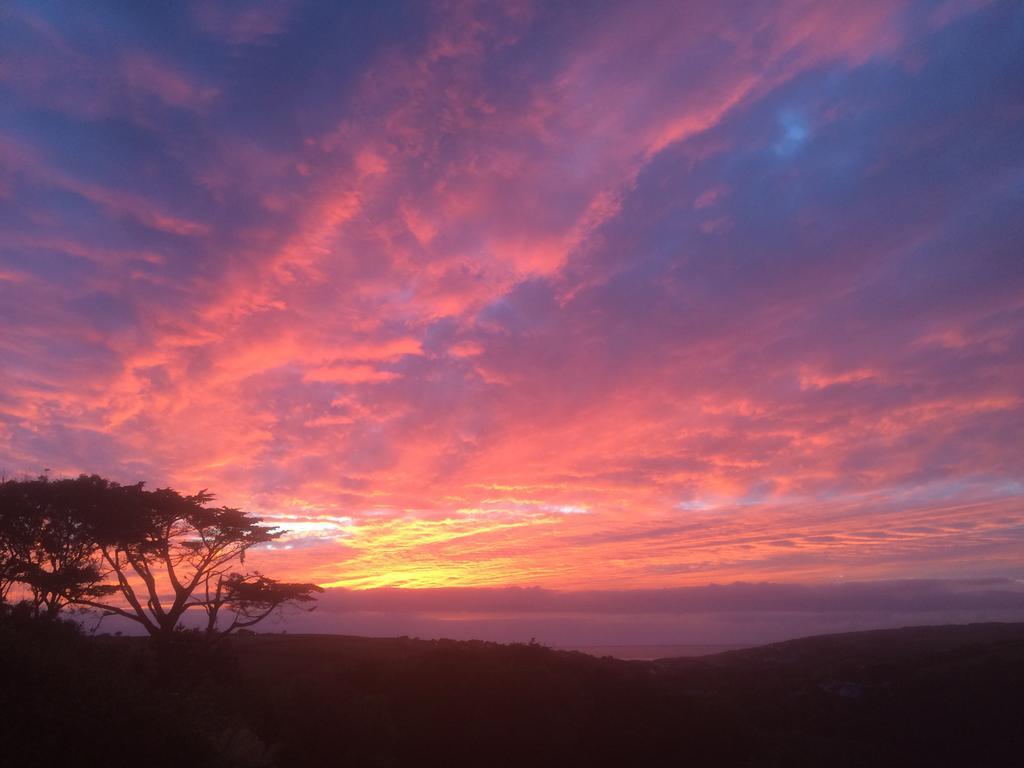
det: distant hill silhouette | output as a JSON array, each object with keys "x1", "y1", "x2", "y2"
[{"x1": 3, "y1": 608, "x2": 1023, "y2": 767}]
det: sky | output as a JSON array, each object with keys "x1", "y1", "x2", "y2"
[{"x1": 2, "y1": 1, "x2": 1024, "y2": 642}]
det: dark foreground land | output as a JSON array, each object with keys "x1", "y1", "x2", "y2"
[{"x1": 3, "y1": 610, "x2": 1023, "y2": 767}]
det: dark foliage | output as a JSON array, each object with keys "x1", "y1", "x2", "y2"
[
  {"x1": 0, "y1": 603, "x2": 265, "y2": 767},
  {"x1": 3, "y1": 615, "x2": 1023, "y2": 766}
]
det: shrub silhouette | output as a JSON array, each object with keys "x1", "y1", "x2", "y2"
[{"x1": 0, "y1": 603, "x2": 234, "y2": 766}]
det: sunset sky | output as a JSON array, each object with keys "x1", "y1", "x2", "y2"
[{"x1": 2, "y1": 1, "x2": 1023, "y2": 640}]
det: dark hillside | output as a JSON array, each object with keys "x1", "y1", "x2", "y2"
[
  {"x1": 3, "y1": 611, "x2": 1023, "y2": 767},
  {"x1": 652, "y1": 623, "x2": 1024, "y2": 767},
  {"x1": 224, "y1": 624, "x2": 1024, "y2": 767}
]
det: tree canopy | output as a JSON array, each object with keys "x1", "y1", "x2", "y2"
[{"x1": 0, "y1": 474, "x2": 322, "y2": 636}]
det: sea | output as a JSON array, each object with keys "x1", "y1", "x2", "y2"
[{"x1": 558, "y1": 644, "x2": 750, "y2": 661}]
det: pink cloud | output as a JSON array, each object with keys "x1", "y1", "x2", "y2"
[{"x1": 118, "y1": 52, "x2": 219, "y2": 110}]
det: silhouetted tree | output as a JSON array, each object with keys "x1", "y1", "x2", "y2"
[
  {"x1": 0, "y1": 486, "x2": 25, "y2": 602},
  {"x1": 0, "y1": 474, "x2": 322, "y2": 636},
  {"x1": 202, "y1": 571, "x2": 321, "y2": 635},
  {"x1": 0, "y1": 477, "x2": 116, "y2": 615}
]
